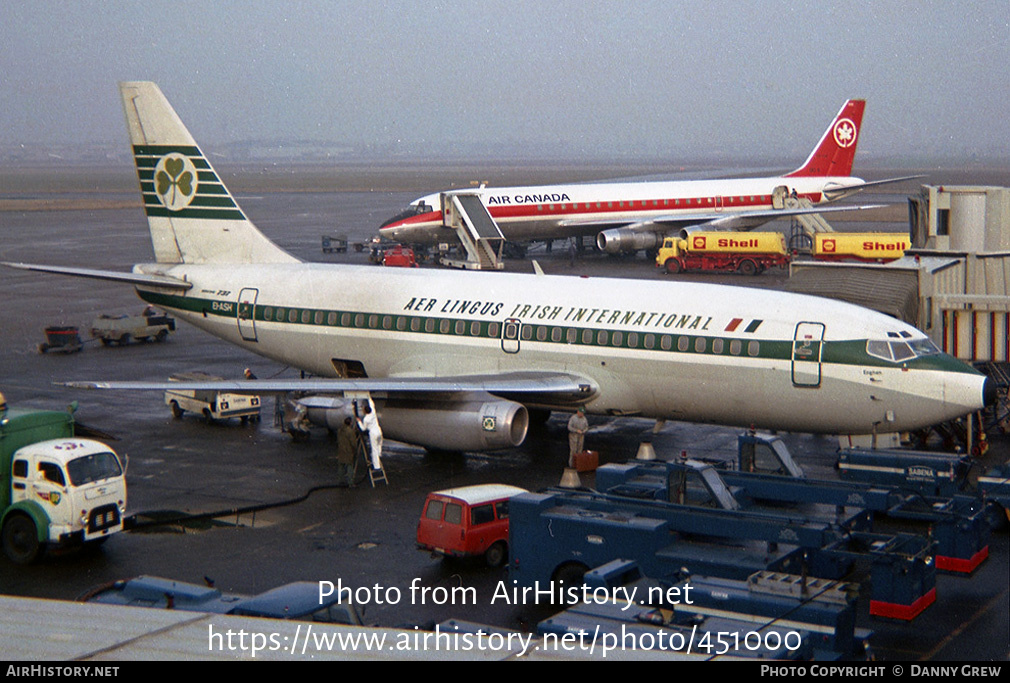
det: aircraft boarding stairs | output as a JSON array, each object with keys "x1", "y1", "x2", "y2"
[
  {"x1": 439, "y1": 192, "x2": 506, "y2": 270},
  {"x1": 786, "y1": 196, "x2": 836, "y2": 253}
]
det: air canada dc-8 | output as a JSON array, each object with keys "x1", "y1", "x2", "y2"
[
  {"x1": 4, "y1": 82, "x2": 995, "y2": 453},
  {"x1": 380, "y1": 98, "x2": 915, "y2": 254}
]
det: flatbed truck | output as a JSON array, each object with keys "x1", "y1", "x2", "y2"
[{"x1": 0, "y1": 399, "x2": 127, "y2": 564}]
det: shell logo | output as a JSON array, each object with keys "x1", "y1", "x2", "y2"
[
  {"x1": 822, "y1": 239, "x2": 837, "y2": 252},
  {"x1": 692, "y1": 236, "x2": 707, "y2": 250}
]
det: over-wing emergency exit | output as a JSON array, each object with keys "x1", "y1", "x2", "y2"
[
  {"x1": 380, "y1": 99, "x2": 915, "y2": 254},
  {"x1": 3, "y1": 83, "x2": 994, "y2": 454}
]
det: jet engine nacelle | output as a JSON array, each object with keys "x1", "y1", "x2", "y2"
[
  {"x1": 596, "y1": 228, "x2": 660, "y2": 254},
  {"x1": 300, "y1": 394, "x2": 529, "y2": 452},
  {"x1": 677, "y1": 225, "x2": 709, "y2": 240}
]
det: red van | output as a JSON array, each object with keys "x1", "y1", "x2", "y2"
[{"x1": 416, "y1": 484, "x2": 527, "y2": 567}]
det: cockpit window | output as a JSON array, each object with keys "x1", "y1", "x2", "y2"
[
  {"x1": 866, "y1": 337, "x2": 941, "y2": 363},
  {"x1": 379, "y1": 202, "x2": 434, "y2": 229},
  {"x1": 891, "y1": 342, "x2": 914, "y2": 362},
  {"x1": 909, "y1": 338, "x2": 940, "y2": 356}
]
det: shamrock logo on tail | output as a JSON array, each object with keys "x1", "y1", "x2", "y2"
[{"x1": 154, "y1": 153, "x2": 198, "y2": 211}]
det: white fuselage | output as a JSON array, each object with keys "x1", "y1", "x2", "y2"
[
  {"x1": 380, "y1": 175, "x2": 862, "y2": 245},
  {"x1": 136, "y1": 262, "x2": 986, "y2": 436}
]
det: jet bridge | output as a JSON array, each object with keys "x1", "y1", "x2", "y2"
[{"x1": 439, "y1": 191, "x2": 505, "y2": 270}]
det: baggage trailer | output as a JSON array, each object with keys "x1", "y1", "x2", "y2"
[
  {"x1": 321, "y1": 234, "x2": 348, "y2": 254},
  {"x1": 549, "y1": 559, "x2": 865, "y2": 659},
  {"x1": 37, "y1": 326, "x2": 83, "y2": 354},
  {"x1": 509, "y1": 460, "x2": 938, "y2": 620},
  {"x1": 605, "y1": 450, "x2": 991, "y2": 575},
  {"x1": 740, "y1": 431, "x2": 989, "y2": 572}
]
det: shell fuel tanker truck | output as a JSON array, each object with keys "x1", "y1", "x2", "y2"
[{"x1": 656, "y1": 231, "x2": 909, "y2": 275}]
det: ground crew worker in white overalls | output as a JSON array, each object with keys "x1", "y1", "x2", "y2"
[
  {"x1": 357, "y1": 399, "x2": 383, "y2": 471},
  {"x1": 567, "y1": 407, "x2": 588, "y2": 467}
]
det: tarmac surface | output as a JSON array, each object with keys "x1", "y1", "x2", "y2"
[{"x1": 0, "y1": 162, "x2": 1007, "y2": 661}]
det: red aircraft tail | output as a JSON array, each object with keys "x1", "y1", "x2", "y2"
[{"x1": 785, "y1": 99, "x2": 865, "y2": 178}]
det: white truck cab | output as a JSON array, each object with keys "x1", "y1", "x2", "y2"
[{"x1": 2, "y1": 405, "x2": 127, "y2": 564}]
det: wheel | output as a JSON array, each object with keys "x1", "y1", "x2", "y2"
[
  {"x1": 664, "y1": 258, "x2": 682, "y2": 274},
  {"x1": 37, "y1": 343, "x2": 49, "y2": 354},
  {"x1": 100, "y1": 338, "x2": 113, "y2": 347},
  {"x1": 170, "y1": 401, "x2": 184, "y2": 419},
  {"x1": 551, "y1": 562, "x2": 588, "y2": 594},
  {"x1": 155, "y1": 329, "x2": 168, "y2": 342},
  {"x1": 2, "y1": 514, "x2": 43, "y2": 564},
  {"x1": 119, "y1": 333, "x2": 132, "y2": 345},
  {"x1": 484, "y1": 541, "x2": 507, "y2": 568},
  {"x1": 737, "y1": 259, "x2": 757, "y2": 276},
  {"x1": 202, "y1": 408, "x2": 215, "y2": 425}
]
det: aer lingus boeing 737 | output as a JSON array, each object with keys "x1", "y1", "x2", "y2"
[
  {"x1": 380, "y1": 99, "x2": 915, "y2": 255},
  {"x1": 4, "y1": 83, "x2": 995, "y2": 452}
]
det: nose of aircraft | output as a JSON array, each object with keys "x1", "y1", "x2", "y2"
[{"x1": 983, "y1": 375, "x2": 998, "y2": 407}]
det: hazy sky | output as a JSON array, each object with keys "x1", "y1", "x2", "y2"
[{"x1": 3, "y1": 0, "x2": 1009, "y2": 161}]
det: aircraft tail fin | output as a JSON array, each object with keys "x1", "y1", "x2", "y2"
[
  {"x1": 119, "y1": 81, "x2": 298, "y2": 265},
  {"x1": 784, "y1": 99, "x2": 865, "y2": 178}
]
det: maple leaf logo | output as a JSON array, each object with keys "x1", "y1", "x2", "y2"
[{"x1": 833, "y1": 118, "x2": 857, "y2": 148}]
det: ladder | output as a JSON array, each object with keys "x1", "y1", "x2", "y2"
[
  {"x1": 353, "y1": 437, "x2": 388, "y2": 487},
  {"x1": 368, "y1": 461, "x2": 388, "y2": 487}
]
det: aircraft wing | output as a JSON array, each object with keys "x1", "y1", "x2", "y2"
[
  {"x1": 568, "y1": 202, "x2": 888, "y2": 235},
  {"x1": 820, "y1": 175, "x2": 925, "y2": 200},
  {"x1": 64, "y1": 371, "x2": 597, "y2": 404},
  {"x1": 2, "y1": 262, "x2": 192, "y2": 290}
]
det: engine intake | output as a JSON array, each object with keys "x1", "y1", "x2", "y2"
[{"x1": 596, "y1": 228, "x2": 659, "y2": 254}]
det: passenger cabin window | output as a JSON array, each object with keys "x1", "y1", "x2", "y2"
[
  {"x1": 12, "y1": 460, "x2": 27, "y2": 478},
  {"x1": 470, "y1": 504, "x2": 495, "y2": 526},
  {"x1": 495, "y1": 500, "x2": 509, "y2": 519}
]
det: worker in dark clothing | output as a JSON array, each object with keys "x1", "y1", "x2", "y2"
[{"x1": 336, "y1": 416, "x2": 358, "y2": 487}]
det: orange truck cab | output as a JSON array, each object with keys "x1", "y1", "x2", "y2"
[{"x1": 416, "y1": 484, "x2": 527, "y2": 567}]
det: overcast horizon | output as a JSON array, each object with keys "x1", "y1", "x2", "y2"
[{"x1": 3, "y1": 1, "x2": 1009, "y2": 164}]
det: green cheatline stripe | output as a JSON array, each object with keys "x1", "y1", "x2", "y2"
[
  {"x1": 135, "y1": 156, "x2": 212, "y2": 171},
  {"x1": 135, "y1": 293, "x2": 978, "y2": 374},
  {"x1": 141, "y1": 193, "x2": 239, "y2": 209},
  {"x1": 137, "y1": 169, "x2": 218, "y2": 183},
  {"x1": 133, "y1": 290, "x2": 810, "y2": 364},
  {"x1": 140, "y1": 181, "x2": 229, "y2": 196},
  {"x1": 142, "y1": 206, "x2": 245, "y2": 220},
  {"x1": 133, "y1": 144, "x2": 201, "y2": 156}
]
